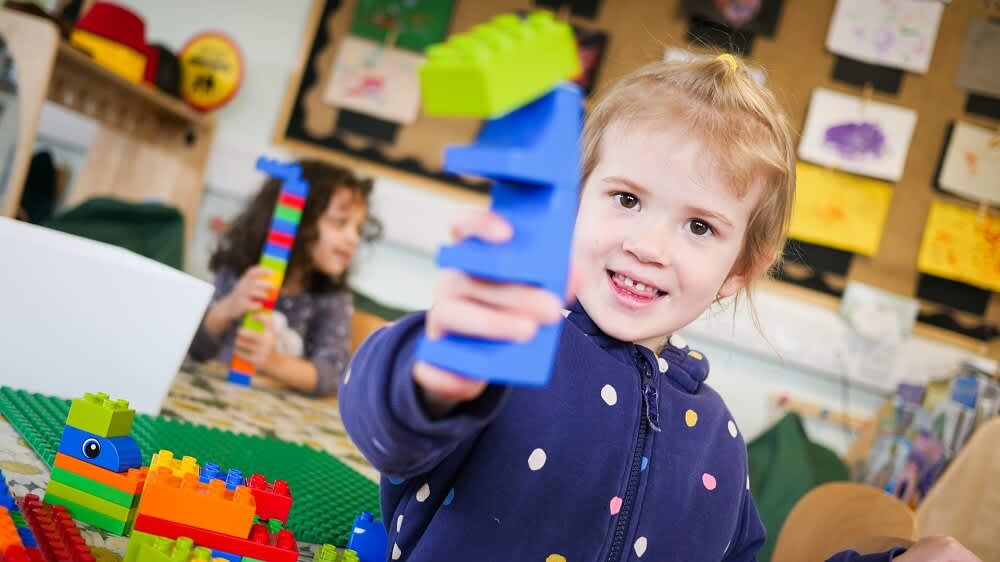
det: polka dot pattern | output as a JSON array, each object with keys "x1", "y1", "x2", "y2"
[
  {"x1": 634, "y1": 536, "x2": 648, "y2": 557},
  {"x1": 747, "y1": 473, "x2": 750, "y2": 490},
  {"x1": 610, "y1": 496, "x2": 622, "y2": 515},
  {"x1": 388, "y1": 477, "x2": 405, "y2": 485},
  {"x1": 702, "y1": 473, "x2": 717, "y2": 491},
  {"x1": 528, "y1": 448, "x2": 547, "y2": 471},
  {"x1": 392, "y1": 543, "x2": 402, "y2": 560},
  {"x1": 688, "y1": 350, "x2": 704, "y2": 360},
  {"x1": 546, "y1": 556, "x2": 567, "y2": 562},
  {"x1": 444, "y1": 488, "x2": 455, "y2": 506},
  {"x1": 416, "y1": 483, "x2": 430, "y2": 502},
  {"x1": 657, "y1": 356, "x2": 669, "y2": 373},
  {"x1": 728, "y1": 420, "x2": 738, "y2": 438},
  {"x1": 640, "y1": 456, "x2": 648, "y2": 472},
  {"x1": 670, "y1": 334, "x2": 687, "y2": 349},
  {"x1": 343, "y1": 367, "x2": 352, "y2": 384},
  {"x1": 600, "y1": 384, "x2": 618, "y2": 406},
  {"x1": 396, "y1": 515, "x2": 403, "y2": 532},
  {"x1": 685, "y1": 409, "x2": 698, "y2": 427}
]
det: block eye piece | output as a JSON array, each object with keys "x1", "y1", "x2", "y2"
[{"x1": 82, "y1": 438, "x2": 101, "y2": 459}]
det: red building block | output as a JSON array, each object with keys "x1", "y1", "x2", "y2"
[
  {"x1": 133, "y1": 514, "x2": 297, "y2": 562},
  {"x1": 246, "y1": 474, "x2": 292, "y2": 524},
  {"x1": 17, "y1": 495, "x2": 95, "y2": 562}
]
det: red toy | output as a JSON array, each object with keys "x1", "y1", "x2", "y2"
[
  {"x1": 133, "y1": 514, "x2": 298, "y2": 562},
  {"x1": 247, "y1": 474, "x2": 292, "y2": 524},
  {"x1": 17, "y1": 496, "x2": 94, "y2": 562}
]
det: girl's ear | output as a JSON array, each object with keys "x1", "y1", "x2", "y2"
[{"x1": 719, "y1": 249, "x2": 778, "y2": 299}]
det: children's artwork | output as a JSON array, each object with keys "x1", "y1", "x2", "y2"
[
  {"x1": 937, "y1": 121, "x2": 1000, "y2": 207},
  {"x1": 323, "y1": 36, "x2": 424, "y2": 125},
  {"x1": 798, "y1": 88, "x2": 917, "y2": 182},
  {"x1": 788, "y1": 162, "x2": 893, "y2": 256},
  {"x1": 350, "y1": 0, "x2": 456, "y2": 52},
  {"x1": 664, "y1": 47, "x2": 766, "y2": 85},
  {"x1": 681, "y1": 0, "x2": 784, "y2": 36},
  {"x1": 571, "y1": 25, "x2": 608, "y2": 96},
  {"x1": 956, "y1": 18, "x2": 1000, "y2": 98},
  {"x1": 825, "y1": 0, "x2": 943, "y2": 74},
  {"x1": 918, "y1": 201, "x2": 1000, "y2": 293}
]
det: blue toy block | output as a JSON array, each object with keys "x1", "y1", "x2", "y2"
[
  {"x1": 18, "y1": 527, "x2": 36, "y2": 548},
  {"x1": 57, "y1": 425, "x2": 142, "y2": 472},
  {"x1": 414, "y1": 84, "x2": 582, "y2": 387},
  {"x1": 224, "y1": 469, "x2": 244, "y2": 491},
  {"x1": 269, "y1": 218, "x2": 300, "y2": 237},
  {"x1": 211, "y1": 549, "x2": 243, "y2": 562},
  {"x1": 227, "y1": 372, "x2": 252, "y2": 386},
  {"x1": 0, "y1": 472, "x2": 15, "y2": 511},
  {"x1": 200, "y1": 463, "x2": 221, "y2": 484},
  {"x1": 256, "y1": 157, "x2": 302, "y2": 182},
  {"x1": 347, "y1": 512, "x2": 387, "y2": 562},
  {"x1": 280, "y1": 178, "x2": 309, "y2": 199},
  {"x1": 263, "y1": 243, "x2": 291, "y2": 261}
]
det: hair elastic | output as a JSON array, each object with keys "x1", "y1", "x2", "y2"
[{"x1": 716, "y1": 53, "x2": 740, "y2": 71}]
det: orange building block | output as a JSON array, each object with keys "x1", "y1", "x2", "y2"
[
  {"x1": 53, "y1": 453, "x2": 148, "y2": 495},
  {"x1": 135, "y1": 468, "x2": 255, "y2": 538},
  {"x1": 0, "y1": 506, "x2": 23, "y2": 554},
  {"x1": 229, "y1": 356, "x2": 255, "y2": 375}
]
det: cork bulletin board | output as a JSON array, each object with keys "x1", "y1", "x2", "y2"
[{"x1": 274, "y1": 0, "x2": 1000, "y2": 360}]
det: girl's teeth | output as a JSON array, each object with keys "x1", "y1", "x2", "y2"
[
  {"x1": 624, "y1": 277, "x2": 634, "y2": 287},
  {"x1": 635, "y1": 282, "x2": 648, "y2": 292}
]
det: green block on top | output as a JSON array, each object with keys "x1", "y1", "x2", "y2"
[
  {"x1": 66, "y1": 392, "x2": 135, "y2": 437},
  {"x1": 419, "y1": 11, "x2": 580, "y2": 118},
  {"x1": 274, "y1": 204, "x2": 302, "y2": 224}
]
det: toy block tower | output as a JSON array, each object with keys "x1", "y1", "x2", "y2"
[
  {"x1": 130, "y1": 455, "x2": 299, "y2": 562},
  {"x1": 228, "y1": 157, "x2": 310, "y2": 387},
  {"x1": 44, "y1": 392, "x2": 147, "y2": 535},
  {"x1": 2, "y1": 468, "x2": 95, "y2": 562}
]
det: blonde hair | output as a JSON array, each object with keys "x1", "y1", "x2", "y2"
[{"x1": 581, "y1": 53, "x2": 796, "y2": 287}]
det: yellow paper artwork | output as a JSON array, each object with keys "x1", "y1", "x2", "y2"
[
  {"x1": 788, "y1": 162, "x2": 894, "y2": 256},
  {"x1": 918, "y1": 201, "x2": 1000, "y2": 292}
]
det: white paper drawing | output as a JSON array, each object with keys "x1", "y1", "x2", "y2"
[
  {"x1": 826, "y1": 0, "x2": 944, "y2": 74},
  {"x1": 938, "y1": 121, "x2": 1000, "y2": 207}
]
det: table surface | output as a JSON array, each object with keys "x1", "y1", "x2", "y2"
[{"x1": 0, "y1": 360, "x2": 377, "y2": 561}]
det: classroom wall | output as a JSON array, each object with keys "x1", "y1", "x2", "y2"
[{"x1": 73, "y1": 0, "x2": 938, "y2": 457}]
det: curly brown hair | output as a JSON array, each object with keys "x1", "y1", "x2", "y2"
[{"x1": 209, "y1": 159, "x2": 382, "y2": 293}]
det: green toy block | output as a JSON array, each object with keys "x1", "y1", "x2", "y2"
[
  {"x1": 419, "y1": 11, "x2": 580, "y2": 118},
  {"x1": 315, "y1": 544, "x2": 359, "y2": 562},
  {"x1": 125, "y1": 530, "x2": 199, "y2": 562},
  {"x1": 50, "y1": 466, "x2": 137, "y2": 507},
  {"x1": 43, "y1": 491, "x2": 131, "y2": 535},
  {"x1": 241, "y1": 314, "x2": 266, "y2": 333},
  {"x1": 274, "y1": 205, "x2": 302, "y2": 224},
  {"x1": 240, "y1": 558, "x2": 266, "y2": 562},
  {"x1": 261, "y1": 255, "x2": 287, "y2": 275},
  {"x1": 65, "y1": 392, "x2": 136, "y2": 437},
  {"x1": 45, "y1": 480, "x2": 131, "y2": 521}
]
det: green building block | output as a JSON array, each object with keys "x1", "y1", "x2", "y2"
[
  {"x1": 65, "y1": 392, "x2": 136, "y2": 437},
  {"x1": 274, "y1": 205, "x2": 302, "y2": 224},
  {"x1": 43, "y1": 491, "x2": 131, "y2": 535},
  {"x1": 50, "y1": 466, "x2": 137, "y2": 507},
  {"x1": 125, "y1": 530, "x2": 198, "y2": 562},
  {"x1": 45, "y1": 480, "x2": 131, "y2": 520},
  {"x1": 241, "y1": 314, "x2": 267, "y2": 333},
  {"x1": 261, "y1": 255, "x2": 287, "y2": 275},
  {"x1": 419, "y1": 11, "x2": 580, "y2": 118},
  {"x1": 315, "y1": 544, "x2": 359, "y2": 562}
]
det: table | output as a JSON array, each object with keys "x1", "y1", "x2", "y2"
[{"x1": 0, "y1": 360, "x2": 378, "y2": 561}]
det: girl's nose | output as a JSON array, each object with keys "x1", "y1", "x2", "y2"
[{"x1": 622, "y1": 230, "x2": 671, "y2": 267}]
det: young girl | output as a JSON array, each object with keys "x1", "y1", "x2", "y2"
[
  {"x1": 340, "y1": 57, "x2": 978, "y2": 561},
  {"x1": 188, "y1": 159, "x2": 380, "y2": 396}
]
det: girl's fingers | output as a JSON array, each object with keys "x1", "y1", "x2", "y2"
[
  {"x1": 449, "y1": 210, "x2": 513, "y2": 244},
  {"x1": 439, "y1": 271, "x2": 563, "y2": 325},
  {"x1": 413, "y1": 361, "x2": 488, "y2": 403},
  {"x1": 427, "y1": 299, "x2": 539, "y2": 343}
]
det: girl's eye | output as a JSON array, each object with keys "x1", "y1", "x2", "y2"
[
  {"x1": 614, "y1": 192, "x2": 641, "y2": 210},
  {"x1": 687, "y1": 219, "x2": 714, "y2": 237}
]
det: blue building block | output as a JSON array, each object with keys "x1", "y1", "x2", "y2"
[
  {"x1": 347, "y1": 512, "x2": 387, "y2": 562},
  {"x1": 227, "y1": 372, "x2": 252, "y2": 386},
  {"x1": 269, "y1": 217, "x2": 300, "y2": 237},
  {"x1": 414, "y1": 84, "x2": 582, "y2": 387},
  {"x1": 200, "y1": 463, "x2": 221, "y2": 484},
  {"x1": 211, "y1": 549, "x2": 243, "y2": 562},
  {"x1": 18, "y1": 527, "x2": 37, "y2": 548},
  {"x1": 224, "y1": 468, "x2": 244, "y2": 491},
  {"x1": 57, "y1": 425, "x2": 142, "y2": 472},
  {"x1": 263, "y1": 243, "x2": 291, "y2": 261},
  {"x1": 0, "y1": 472, "x2": 15, "y2": 511},
  {"x1": 256, "y1": 157, "x2": 302, "y2": 182}
]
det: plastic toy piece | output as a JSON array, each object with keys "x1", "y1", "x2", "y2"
[
  {"x1": 315, "y1": 544, "x2": 359, "y2": 562},
  {"x1": 0, "y1": 476, "x2": 14, "y2": 512},
  {"x1": 228, "y1": 157, "x2": 310, "y2": 386},
  {"x1": 57, "y1": 426, "x2": 142, "y2": 473},
  {"x1": 345, "y1": 512, "x2": 387, "y2": 562},
  {"x1": 44, "y1": 481, "x2": 130, "y2": 521},
  {"x1": 135, "y1": 468, "x2": 255, "y2": 538},
  {"x1": 209, "y1": 550, "x2": 240, "y2": 562},
  {"x1": 414, "y1": 84, "x2": 583, "y2": 387},
  {"x1": 245, "y1": 475, "x2": 291, "y2": 524},
  {"x1": 0, "y1": 507, "x2": 23, "y2": 556},
  {"x1": 49, "y1": 467, "x2": 136, "y2": 508},
  {"x1": 150, "y1": 451, "x2": 200, "y2": 480},
  {"x1": 17, "y1": 495, "x2": 95, "y2": 562},
  {"x1": 124, "y1": 531, "x2": 195, "y2": 562},
  {"x1": 40, "y1": 494, "x2": 129, "y2": 536},
  {"x1": 53, "y1": 454, "x2": 147, "y2": 495},
  {"x1": 420, "y1": 12, "x2": 580, "y2": 118},
  {"x1": 65, "y1": 393, "x2": 136, "y2": 438},
  {"x1": 133, "y1": 515, "x2": 297, "y2": 562}
]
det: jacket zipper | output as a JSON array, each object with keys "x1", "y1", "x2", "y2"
[{"x1": 606, "y1": 348, "x2": 660, "y2": 562}]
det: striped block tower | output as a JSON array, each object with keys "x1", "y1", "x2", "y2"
[
  {"x1": 43, "y1": 393, "x2": 147, "y2": 535},
  {"x1": 228, "y1": 157, "x2": 310, "y2": 386}
]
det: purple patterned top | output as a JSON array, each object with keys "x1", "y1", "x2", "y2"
[{"x1": 187, "y1": 268, "x2": 353, "y2": 396}]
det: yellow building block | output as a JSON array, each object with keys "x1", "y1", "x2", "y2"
[
  {"x1": 419, "y1": 11, "x2": 580, "y2": 118},
  {"x1": 149, "y1": 450, "x2": 200, "y2": 480},
  {"x1": 70, "y1": 29, "x2": 146, "y2": 84}
]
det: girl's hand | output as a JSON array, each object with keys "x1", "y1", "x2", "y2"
[
  {"x1": 217, "y1": 266, "x2": 275, "y2": 322},
  {"x1": 413, "y1": 210, "x2": 569, "y2": 410},
  {"x1": 896, "y1": 536, "x2": 981, "y2": 562},
  {"x1": 234, "y1": 313, "x2": 277, "y2": 369}
]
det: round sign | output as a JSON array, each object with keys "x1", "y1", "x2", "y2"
[{"x1": 178, "y1": 32, "x2": 244, "y2": 111}]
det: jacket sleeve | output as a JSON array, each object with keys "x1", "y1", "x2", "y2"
[
  {"x1": 723, "y1": 486, "x2": 767, "y2": 561},
  {"x1": 187, "y1": 269, "x2": 238, "y2": 361},
  {"x1": 338, "y1": 312, "x2": 511, "y2": 479},
  {"x1": 825, "y1": 548, "x2": 908, "y2": 561},
  {"x1": 304, "y1": 290, "x2": 353, "y2": 397}
]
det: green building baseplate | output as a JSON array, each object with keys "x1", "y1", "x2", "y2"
[{"x1": 0, "y1": 387, "x2": 380, "y2": 546}]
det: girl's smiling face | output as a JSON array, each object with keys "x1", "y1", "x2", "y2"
[{"x1": 572, "y1": 122, "x2": 764, "y2": 351}]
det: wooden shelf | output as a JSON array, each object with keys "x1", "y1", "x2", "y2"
[{"x1": 53, "y1": 42, "x2": 213, "y2": 128}]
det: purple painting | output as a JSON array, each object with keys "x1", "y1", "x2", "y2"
[{"x1": 823, "y1": 122, "x2": 886, "y2": 160}]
